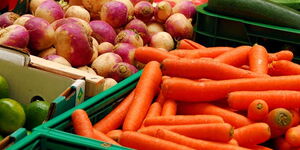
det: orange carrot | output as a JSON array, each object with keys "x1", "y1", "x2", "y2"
[
  {"x1": 268, "y1": 60, "x2": 300, "y2": 76},
  {"x1": 139, "y1": 123, "x2": 233, "y2": 142},
  {"x1": 228, "y1": 139, "x2": 239, "y2": 146},
  {"x1": 169, "y1": 47, "x2": 232, "y2": 58},
  {"x1": 93, "y1": 129, "x2": 120, "y2": 145},
  {"x1": 246, "y1": 145, "x2": 273, "y2": 150},
  {"x1": 162, "y1": 75, "x2": 300, "y2": 102},
  {"x1": 93, "y1": 90, "x2": 135, "y2": 133},
  {"x1": 194, "y1": 78, "x2": 214, "y2": 82},
  {"x1": 290, "y1": 109, "x2": 300, "y2": 127},
  {"x1": 177, "y1": 102, "x2": 252, "y2": 128},
  {"x1": 176, "y1": 39, "x2": 206, "y2": 49},
  {"x1": 119, "y1": 131, "x2": 194, "y2": 150},
  {"x1": 155, "y1": 90, "x2": 166, "y2": 105},
  {"x1": 123, "y1": 61, "x2": 162, "y2": 131},
  {"x1": 285, "y1": 125, "x2": 300, "y2": 147},
  {"x1": 71, "y1": 109, "x2": 94, "y2": 138},
  {"x1": 161, "y1": 100, "x2": 177, "y2": 116},
  {"x1": 145, "y1": 102, "x2": 162, "y2": 118},
  {"x1": 161, "y1": 58, "x2": 269, "y2": 80},
  {"x1": 268, "y1": 50, "x2": 294, "y2": 62},
  {"x1": 275, "y1": 137, "x2": 294, "y2": 150},
  {"x1": 228, "y1": 90, "x2": 300, "y2": 110},
  {"x1": 154, "y1": 129, "x2": 250, "y2": 150},
  {"x1": 106, "y1": 130, "x2": 122, "y2": 142},
  {"x1": 240, "y1": 65, "x2": 250, "y2": 70},
  {"x1": 265, "y1": 108, "x2": 293, "y2": 130},
  {"x1": 134, "y1": 47, "x2": 179, "y2": 64},
  {"x1": 214, "y1": 46, "x2": 251, "y2": 67},
  {"x1": 247, "y1": 99, "x2": 269, "y2": 121},
  {"x1": 162, "y1": 76, "x2": 171, "y2": 81},
  {"x1": 248, "y1": 44, "x2": 269, "y2": 74},
  {"x1": 143, "y1": 115, "x2": 224, "y2": 126},
  {"x1": 233, "y1": 123, "x2": 271, "y2": 146}
]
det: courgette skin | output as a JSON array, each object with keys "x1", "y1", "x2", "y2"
[
  {"x1": 206, "y1": 0, "x2": 300, "y2": 29},
  {"x1": 269, "y1": 0, "x2": 300, "y2": 10}
]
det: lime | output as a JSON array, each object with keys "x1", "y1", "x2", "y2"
[
  {"x1": 25, "y1": 100, "x2": 50, "y2": 130},
  {"x1": 0, "y1": 98, "x2": 25, "y2": 134},
  {"x1": 0, "y1": 75, "x2": 9, "y2": 99}
]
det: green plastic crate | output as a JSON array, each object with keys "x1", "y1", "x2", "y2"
[{"x1": 194, "y1": 4, "x2": 300, "y2": 59}]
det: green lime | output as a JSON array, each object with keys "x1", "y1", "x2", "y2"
[
  {"x1": 0, "y1": 75, "x2": 9, "y2": 99},
  {"x1": 25, "y1": 100, "x2": 50, "y2": 130},
  {"x1": 0, "y1": 98, "x2": 25, "y2": 134}
]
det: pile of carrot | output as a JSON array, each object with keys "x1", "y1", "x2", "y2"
[{"x1": 71, "y1": 39, "x2": 300, "y2": 150}]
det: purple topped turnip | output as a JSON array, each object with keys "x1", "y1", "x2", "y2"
[
  {"x1": 165, "y1": 13, "x2": 193, "y2": 40},
  {"x1": 173, "y1": 0, "x2": 196, "y2": 18},
  {"x1": 115, "y1": 29, "x2": 143, "y2": 47},
  {"x1": 130, "y1": 0, "x2": 152, "y2": 5},
  {"x1": 115, "y1": 0, "x2": 134, "y2": 19},
  {"x1": 0, "y1": 25, "x2": 29, "y2": 49},
  {"x1": 100, "y1": 1, "x2": 128, "y2": 28},
  {"x1": 113, "y1": 43, "x2": 136, "y2": 65},
  {"x1": 125, "y1": 19, "x2": 150, "y2": 44},
  {"x1": 98, "y1": 42, "x2": 114, "y2": 54},
  {"x1": 13, "y1": 14, "x2": 34, "y2": 26},
  {"x1": 134, "y1": 1, "x2": 154, "y2": 23},
  {"x1": 0, "y1": 12, "x2": 20, "y2": 28},
  {"x1": 109, "y1": 62, "x2": 138, "y2": 82},
  {"x1": 44, "y1": 54, "x2": 72, "y2": 66},
  {"x1": 82, "y1": 0, "x2": 111, "y2": 19},
  {"x1": 51, "y1": 18, "x2": 92, "y2": 35},
  {"x1": 90, "y1": 37, "x2": 99, "y2": 63},
  {"x1": 38, "y1": 47, "x2": 56, "y2": 58},
  {"x1": 91, "y1": 53, "x2": 123, "y2": 77},
  {"x1": 25, "y1": 17, "x2": 55, "y2": 51},
  {"x1": 102, "y1": 78, "x2": 118, "y2": 91},
  {"x1": 30, "y1": 0, "x2": 48, "y2": 14},
  {"x1": 35, "y1": 0, "x2": 64, "y2": 23},
  {"x1": 89, "y1": 20, "x2": 116, "y2": 44},
  {"x1": 77, "y1": 66, "x2": 97, "y2": 75},
  {"x1": 147, "y1": 22, "x2": 164, "y2": 37},
  {"x1": 54, "y1": 23, "x2": 93, "y2": 67},
  {"x1": 150, "y1": 32, "x2": 174, "y2": 51},
  {"x1": 154, "y1": 1, "x2": 172, "y2": 23},
  {"x1": 65, "y1": 6, "x2": 90, "y2": 22}
]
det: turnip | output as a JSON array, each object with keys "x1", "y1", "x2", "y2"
[
  {"x1": 35, "y1": 0, "x2": 64, "y2": 23},
  {"x1": 89, "y1": 20, "x2": 116, "y2": 44},
  {"x1": 65, "y1": 6, "x2": 90, "y2": 22},
  {"x1": 115, "y1": 29, "x2": 143, "y2": 47},
  {"x1": 154, "y1": 1, "x2": 172, "y2": 23},
  {"x1": 29, "y1": 0, "x2": 48, "y2": 14},
  {"x1": 113, "y1": 43, "x2": 136, "y2": 65},
  {"x1": 77, "y1": 66, "x2": 97, "y2": 75},
  {"x1": 69, "y1": 0, "x2": 83, "y2": 6},
  {"x1": 98, "y1": 42, "x2": 114, "y2": 54},
  {"x1": 13, "y1": 14, "x2": 34, "y2": 26},
  {"x1": 109, "y1": 62, "x2": 138, "y2": 82},
  {"x1": 102, "y1": 78, "x2": 117, "y2": 91},
  {"x1": 100, "y1": 1, "x2": 128, "y2": 28},
  {"x1": 0, "y1": 25, "x2": 29, "y2": 49},
  {"x1": 54, "y1": 23, "x2": 93, "y2": 67},
  {"x1": 25, "y1": 17, "x2": 55, "y2": 51},
  {"x1": 134, "y1": 1, "x2": 154, "y2": 23},
  {"x1": 125, "y1": 19, "x2": 150, "y2": 44},
  {"x1": 150, "y1": 32, "x2": 174, "y2": 51},
  {"x1": 51, "y1": 18, "x2": 92, "y2": 35},
  {"x1": 91, "y1": 53, "x2": 122, "y2": 77},
  {"x1": 44, "y1": 54, "x2": 72, "y2": 66},
  {"x1": 82, "y1": 0, "x2": 111, "y2": 19},
  {"x1": 165, "y1": 13, "x2": 193, "y2": 40},
  {"x1": 38, "y1": 47, "x2": 57, "y2": 58},
  {"x1": 173, "y1": 0, "x2": 196, "y2": 18},
  {"x1": 90, "y1": 37, "x2": 99, "y2": 63},
  {"x1": 135, "y1": 61, "x2": 145, "y2": 70},
  {"x1": 130, "y1": 0, "x2": 152, "y2": 5},
  {"x1": 147, "y1": 22, "x2": 164, "y2": 37},
  {"x1": 115, "y1": 0, "x2": 134, "y2": 18},
  {"x1": 0, "y1": 12, "x2": 20, "y2": 28}
]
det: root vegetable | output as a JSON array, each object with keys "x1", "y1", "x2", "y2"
[
  {"x1": 109, "y1": 62, "x2": 138, "y2": 82},
  {"x1": 102, "y1": 78, "x2": 118, "y2": 91},
  {"x1": 115, "y1": 29, "x2": 143, "y2": 47},
  {"x1": 90, "y1": 37, "x2": 99, "y2": 63},
  {"x1": 13, "y1": 14, "x2": 34, "y2": 26},
  {"x1": 65, "y1": 6, "x2": 90, "y2": 22},
  {"x1": 150, "y1": 32, "x2": 174, "y2": 51},
  {"x1": 125, "y1": 19, "x2": 150, "y2": 44},
  {"x1": 91, "y1": 53, "x2": 123, "y2": 77},
  {"x1": 154, "y1": 1, "x2": 173, "y2": 23},
  {"x1": 38, "y1": 47, "x2": 57, "y2": 58},
  {"x1": 0, "y1": 25, "x2": 29, "y2": 49},
  {"x1": 44, "y1": 54, "x2": 72, "y2": 66},
  {"x1": 113, "y1": 43, "x2": 136, "y2": 65},
  {"x1": 29, "y1": 0, "x2": 48, "y2": 14},
  {"x1": 0, "y1": 12, "x2": 20, "y2": 28},
  {"x1": 35, "y1": 0, "x2": 64, "y2": 23},
  {"x1": 165, "y1": 13, "x2": 193, "y2": 40},
  {"x1": 51, "y1": 18, "x2": 92, "y2": 35},
  {"x1": 116, "y1": 0, "x2": 134, "y2": 18},
  {"x1": 100, "y1": 1, "x2": 128, "y2": 28},
  {"x1": 98, "y1": 42, "x2": 114, "y2": 54},
  {"x1": 89, "y1": 20, "x2": 116, "y2": 44},
  {"x1": 69, "y1": 0, "x2": 83, "y2": 6},
  {"x1": 173, "y1": 0, "x2": 196, "y2": 18},
  {"x1": 82, "y1": 0, "x2": 111, "y2": 19},
  {"x1": 134, "y1": 1, "x2": 154, "y2": 23},
  {"x1": 147, "y1": 22, "x2": 164, "y2": 37},
  {"x1": 77, "y1": 66, "x2": 97, "y2": 75}
]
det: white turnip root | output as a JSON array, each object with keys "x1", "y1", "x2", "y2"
[
  {"x1": 150, "y1": 32, "x2": 174, "y2": 51},
  {"x1": 24, "y1": 17, "x2": 55, "y2": 51},
  {"x1": 102, "y1": 78, "x2": 117, "y2": 91},
  {"x1": 0, "y1": 12, "x2": 20, "y2": 28},
  {"x1": 109, "y1": 62, "x2": 138, "y2": 82},
  {"x1": 13, "y1": 14, "x2": 34, "y2": 26},
  {"x1": 30, "y1": 0, "x2": 48, "y2": 14},
  {"x1": 0, "y1": 25, "x2": 29, "y2": 49},
  {"x1": 38, "y1": 47, "x2": 57, "y2": 58},
  {"x1": 35, "y1": 0, "x2": 64, "y2": 23},
  {"x1": 51, "y1": 18, "x2": 92, "y2": 35},
  {"x1": 90, "y1": 37, "x2": 99, "y2": 63},
  {"x1": 173, "y1": 0, "x2": 196, "y2": 18},
  {"x1": 98, "y1": 42, "x2": 114, "y2": 54},
  {"x1": 89, "y1": 20, "x2": 116, "y2": 44},
  {"x1": 147, "y1": 22, "x2": 164, "y2": 37},
  {"x1": 44, "y1": 54, "x2": 72, "y2": 66},
  {"x1": 115, "y1": 29, "x2": 143, "y2": 47},
  {"x1": 154, "y1": 1, "x2": 172, "y2": 23},
  {"x1": 82, "y1": 0, "x2": 111, "y2": 19},
  {"x1": 100, "y1": 1, "x2": 128, "y2": 28},
  {"x1": 165, "y1": 13, "x2": 193, "y2": 40},
  {"x1": 77, "y1": 66, "x2": 97, "y2": 75},
  {"x1": 65, "y1": 6, "x2": 90, "y2": 22},
  {"x1": 125, "y1": 19, "x2": 150, "y2": 44},
  {"x1": 115, "y1": 0, "x2": 134, "y2": 18},
  {"x1": 113, "y1": 43, "x2": 136, "y2": 65},
  {"x1": 91, "y1": 53, "x2": 123, "y2": 77},
  {"x1": 54, "y1": 23, "x2": 93, "y2": 67},
  {"x1": 134, "y1": 1, "x2": 154, "y2": 23}
]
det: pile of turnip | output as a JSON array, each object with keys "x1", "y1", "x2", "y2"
[{"x1": 0, "y1": 0, "x2": 196, "y2": 83}]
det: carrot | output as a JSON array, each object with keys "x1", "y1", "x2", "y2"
[
  {"x1": 139, "y1": 123, "x2": 233, "y2": 142},
  {"x1": 177, "y1": 102, "x2": 252, "y2": 128},
  {"x1": 228, "y1": 90, "x2": 300, "y2": 110},
  {"x1": 228, "y1": 139, "x2": 239, "y2": 146},
  {"x1": 246, "y1": 145, "x2": 273, "y2": 150},
  {"x1": 268, "y1": 60, "x2": 300, "y2": 76},
  {"x1": 161, "y1": 100, "x2": 177, "y2": 116},
  {"x1": 265, "y1": 108, "x2": 293, "y2": 130},
  {"x1": 134, "y1": 47, "x2": 179, "y2": 64},
  {"x1": 143, "y1": 115, "x2": 224, "y2": 127},
  {"x1": 233, "y1": 123, "x2": 271, "y2": 146},
  {"x1": 176, "y1": 39, "x2": 206, "y2": 49},
  {"x1": 162, "y1": 76, "x2": 171, "y2": 81},
  {"x1": 247, "y1": 99, "x2": 269, "y2": 121},
  {"x1": 162, "y1": 75, "x2": 300, "y2": 102},
  {"x1": 93, "y1": 129, "x2": 120, "y2": 145},
  {"x1": 106, "y1": 130, "x2": 122, "y2": 142},
  {"x1": 248, "y1": 44, "x2": 269, "y2": 74},
  {"x1": 268, "y1": 50, "x2": 294, "y2": 62},
  {"x1": 154, "y1": 129, "x2": 250, "y2": 150},
  {"x1": 285, "y1": 125, "x2": 300, "y2": 147},
  {"x1": 290, "y1": 109, "x2": 300, "y2": 127},
  {"x1": 240, "y1": 65, "x2": 250, "y2": 70},
  {"x1": 161, "y1": 58, "x2": 269, "y2": 80},
  {"x1": 141, "y1": 102, "x2": 162, "y2": 128},
  {"x1": 275, "y1": 137, "x2": 294, "y2": 150},
  {"x1": 155, "y1": 90, "x2": 166, "y2": 105},
  {"x1": 93, "y1": 90, "x2": 135, "y2": 133},
  {"x1": 71, "y1": 109, "x2": 94, "y2": 138},
  {"x1": 169, "y1": 47, "x2": 232, "y2": 58},
  {"x1": 119, "y1": 131, "x2": 194, "y2": 150},
  {"x1": 123, "y1": 61, "x2": 162, "y2": 131},
  {"x1": 194, "y1": 78, "x2": 214, "y2": 82},
  {"x1": 214, "y1": 46, "x2": 251, "y2": 67}
]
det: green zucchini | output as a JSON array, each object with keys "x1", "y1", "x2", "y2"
[
  {"x1": 206, "y1": 0, "x2": 300, "y2": 29},
  {"x1": 269, "y1": 0, "x2": 300, "y2": 10}
]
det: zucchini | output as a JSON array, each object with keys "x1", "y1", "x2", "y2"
[
  {"x1": 269, "y1": 0, "x2": 300, "y2": 10},
  {"x1": 206, "y1": 0, "x2": 300, "y2": 29}
]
